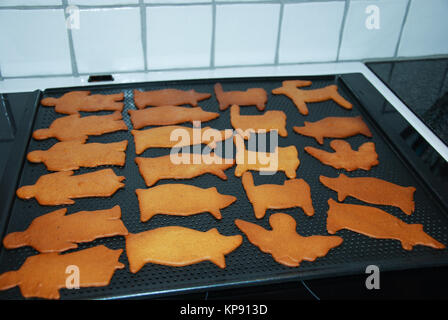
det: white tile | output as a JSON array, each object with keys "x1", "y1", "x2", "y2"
[
  {"x1": 0, "y1": 9, "x2": 71, "y2": 77},
  {"x1": 145, "y1": 0, "x2": 210, "y2": 3},
  {"x1": 147, "y1": 5, "x2": 212, "y2": 69},
  {"x1": 279, "y1": 2, "x2": 344, "y2": 63},
  {"x1": 68, "y1": 0, "x2": 138, "y2": 5},
  {"x1": 0, "y1": 0, "x2": 61, "y2": 6},
  {"x1": 339, "y1": 0, "x2": 407, "y2": 60},
  {"x1": 215, "y1": 3, "x2": 280, "y2": 66},
  {"x1": 71, "y1": 7, "x2": 144, "y2": 74},
  {"x1": 398, "y1": 0, "x2": 448, "y2": 57}
]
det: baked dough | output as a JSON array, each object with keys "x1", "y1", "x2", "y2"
[
  {"x1": 126, "y1": 227, "x2": 242, "y2": 272},
  {"x1": 41, "y1": 91, "x2": 124, "y2": 114},
  {"x1": 16, "y1": 169, "x2": 125, "y2": 206},
  {"x1": 272, "y1": 80, "x2": 352, "y2": 115},
  {"x1": 214, "y1": 83, "x2": 267, "y2": 111},
  {"x1": 327, "y1": 199, "x2": 445, "y2": 250},
  {"x1": 0, "y1": 245, "x2": 124, "y2": 299},
  {"x1": 136, "y1": 184, "x2": 236, "y2": 222},
  {"x1": 3, "y1": 205, "x2": 128, "y2": 252},
  {"x1": 133, "y1": 88, "x2": 211, "y2": 109},
  {"x1": 235, "y1": 213, "x2": 343, "y2": 267}
]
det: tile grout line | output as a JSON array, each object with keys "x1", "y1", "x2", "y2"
[
  {"x1": 62, "y1": 0, "x2": 79, "y2": 77},
  {"x1": 140, "y1": 0, "x2": 148, "y2": 72},
  {"x1": 274, "y1": 1, "x2": 284, "y2": 65},
  {"x1": 393, "y1": 0, "x2": 412, "y2": 58},
  {"x1": 210, "y1": 0, "x2": 217, "y2": 68},
  {"x1": 336, "y1": 0, "x2": 350, "y2": 62}
]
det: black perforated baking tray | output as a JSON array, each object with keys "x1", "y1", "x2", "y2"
[{"x1": 0, "y1": 74, "x2": 447, "y2": 300}]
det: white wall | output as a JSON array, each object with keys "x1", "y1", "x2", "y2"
[{"x1": 0, "y1": 0, "x2": 446, "y2": 79}]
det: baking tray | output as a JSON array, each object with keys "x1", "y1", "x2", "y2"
[{"x1": 0, "y1": 74, "x2": 448, "y2": 300}]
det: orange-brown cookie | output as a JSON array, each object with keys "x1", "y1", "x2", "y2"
[
  {"x1": 230, "y1": 105, "x2": 287, "y2": 139},
  {"x1": 242, "y1": 172, "x2": 314, "y2": 218},
  {"x1": 320, "y1": 174, "x2": 416, "y2": 215},
  {"x1": 293, "y1": 116, "x2": 372, "y2": 144},
  {"x1": 32, "y1": 111, "x2": 128, "y2": 142},
  {"x1": 304, "y1": 140, "x2": 378, "y2": 171},
  {"x1": 214, "y1": 83, "x2": 267, "y2": 111},
  {"x1": 16, "y1": 168, "x2": 125, "y2": 206},
  {"x1": 135, "y1": 154, "x2": 234, "y2": 187},
  {"x1": 3, "y1": 205, "x2": 128, "y2": 253},
  {"x1": 128, "y1": 105, "x2": 219, "y2": 129},
  {"x1": 126, "y1": 227, "x2": 242, "y2": 272},
  {"x1": 235, "y1": 213, "x2": 343, "y2": 267},
  {"x1": 133, "y1": 88, "x2": 211, "y2": 109},
  {"x1": 27, "y1": 140, "x2": 128, "y2": 171},
  {"x1": 234, "y1": 135, "x2": 300, "y2": 178},
  {"x1": 0, "y1": 245, "x2": 124, "y2": 299},
  {"x1": 136, "y1": 184, "x2": 236, "y2": 222},
  {"x1": 41, "y1": 91, "x2": 124, "y2": 115},
  {"x1": 326, "y1": 199, "x2": 445, "y2": 250},
  {"x1": 131, "y1": 126, "x2": 233, "y2": 155},
  {"x1": 272, "y1": 80, "x2": 352, "y2": 115}
]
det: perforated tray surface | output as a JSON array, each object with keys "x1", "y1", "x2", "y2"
[{"x1": 1, "y1": 75, "x2": 448, "y2": 300}]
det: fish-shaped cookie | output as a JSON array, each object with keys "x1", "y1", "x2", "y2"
[
  {"x1": 131, "y1": 126, "x2": 233, "y2": 155},
  {"x1": 293, "y1": 116, "x2": 372, "y2": 144},
  {"x1": 272, "y1": 80, "x2": 352, "y2": 115},
  {"x1": 126, "y1": 227, "x2": 242, "y2": 272},
  {"x1": 326, "y1": 199, "x2": 445, "y2": 250},
  {"x1": 242, "y1": 172, "x2": 314, "y2": 218},
  {"x1": 235, "y1": 213, "x2": 343, "y2": 267},
  {"x1": 230, "y1": 105, "x2": 287, "y2": 139},
  {"x1": 41, "y1": 91, "x2": 124, "y2": 114},
  {"x1": 304, "y1": 140, "x2": 379, "y2": 171},
  {"x1": 136, "y1": 184, "x2": 236, "y2": 222},
  {"x1": 3, "y1": 205, "x2": 128, "y2": 253},
  {"x1": 135, "y1": 153, "x2": 234, "y2": 187},
  {"x1": 128, "y1": 105, "x2": 219, "y2": 129},
  {"x1": 16, "y1": 169, "x2": 125, "y2": 206},
  {"x1": 27, "y1": 140, "x2": 128, "y2": 171},
  {"x1": 320, "y1": 174, "x2": 416, "y2": 215},
  {"x1": 0, "y1": 245, "x2": 124, "y2": 299},
  {"x1": 32, "y1": 111, "x2": 128, "y2": 142},
  {"x1": 214, "y1": 83, "x2": 267, "y2": 111},
  {"x1": 133, "y1": 88, "x2": 211, "y2": 109},
  {"x1": 234, "y1": 135, "x2": 300, "y2": 178}
]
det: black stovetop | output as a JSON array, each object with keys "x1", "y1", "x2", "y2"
[{"x1": 0, "y1": 65, "x2": 447, "y2": 299}]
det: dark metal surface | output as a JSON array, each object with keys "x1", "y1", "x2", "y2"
[{"x1": 0, "y1": 75, "x2": 447, "y2": 300}]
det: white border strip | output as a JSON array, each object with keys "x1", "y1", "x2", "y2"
[{"x1": 0, "y1": 61, "x2": 447, "y2": 161}]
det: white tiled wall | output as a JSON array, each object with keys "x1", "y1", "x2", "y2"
[{"x1": 0, "y1": 0, "x2": 447, "y2": 78}]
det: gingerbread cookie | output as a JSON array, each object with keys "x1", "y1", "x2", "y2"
[
  {"x1": 241, "y1": 172, "x2": 314, "y2": 218},
  {"x1": 0, "y1": 245, "x2": 124, "y2": 299},
  {"x1": 305, "y1": 140, "x2": 378, "y2": 171},
  {"x1": 3, "y1": 205, "x2": 128, "y2": 253},
  {"x1": 326, "y1": 199, "x2": 445, "y2": 250},
  {"x1": 16, "y1": 168, "x2": 125, "y2": 206},
  {"x1": 126, "y1": 227, "x2": 242, "y2": 272},
  {"x1": 235, "y1": 213, "x2": 343, "y2": 267},
  {"x1": 133, "y1": 88, "x2": 211, "y2": 109},
  {"x1": 27, "y1": 140, "x2": 128, "y2": 171},
  {"x1": 320, "y1": 174, "x2": 416, "y2": 215},
  {"x1": 129, "y1": 105, "x2": 219, "y2": 129},
  {"x1": 214, "y1": 83, "x2": 267, "y2": 111},
  {"x1": 293, "y1": 116, "x2": 372, "y2": 144},
  {"x1": 135, "y1": 154, "x2": 234, "y2": 187},
  {"x1": 41, "y1": 91, "x2": 124, "y2": 115},
  {"x1": 131, "y1": 126, "x2": 233, "y2": 155},
  {"x1": 230, "y1": 105, "x2": 287, "y2": 139},
  {"x1": 272, "y1": 80, "x2": 352, "y2": 115},
  {"x1": 136, "y1": 184, "x2": 236, "y2": 222},
  {"x1": 234, "y1": 135, "x2": 300, "y2": 178},
  {"x1": 32, "y1": 111, "x2": 128, "y2": 142}
]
